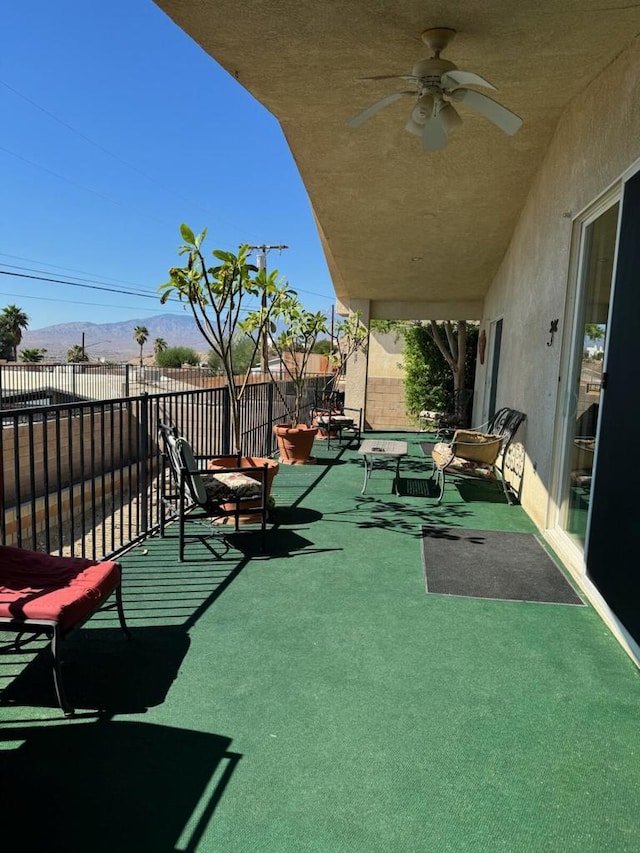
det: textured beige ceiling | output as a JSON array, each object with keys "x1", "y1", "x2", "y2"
[{"x1": 155, "y1": 1, "x2": 640, "y2": 317}]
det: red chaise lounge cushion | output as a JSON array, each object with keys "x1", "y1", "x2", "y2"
[{"x1": 0, "y1": 546, "x2": 121, "y2": 634}]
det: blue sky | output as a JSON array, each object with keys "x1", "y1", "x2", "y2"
[{"x1": 1, "y1": 0, "x2": 336, "y2": 332}]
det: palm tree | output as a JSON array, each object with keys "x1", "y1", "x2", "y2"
[
  {"x1": 67, "y1": 344, "x2": 89, "y2": 363},
  {"x1": 153, "y1": 337, "x2": 168, "y2": 360},
  {"x1": 1, "y1": 304, "x2": 29, "y2": 361},
  {"x1": 19, "y1": 348, "x2": 46, "y2": 363},
  {"x1": 133, "y1": 325, "x2": 149, "y2": 368}
]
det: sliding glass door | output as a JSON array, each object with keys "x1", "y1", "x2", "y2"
[{"x1": 560, "y1": 201, "x2": 619, "y2": 547}]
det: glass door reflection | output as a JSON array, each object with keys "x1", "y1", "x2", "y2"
[{"x1": 562, "y1": 202, "x2": 618, "y2": 546}]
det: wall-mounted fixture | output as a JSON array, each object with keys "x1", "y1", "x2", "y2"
[
  {"x1": 478, "y1": 328, "x2": 486, "y2": 364},
  {"x1": 547, "y1": 319, "x2": 559, "y2": 347}
]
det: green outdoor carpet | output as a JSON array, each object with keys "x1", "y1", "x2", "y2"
[
  {"x1": 1, "y1": 432, "x2": 639, "y2": 853},
  {"x1": 422, "y1": 526, "x2": 585, "y2": 604}
]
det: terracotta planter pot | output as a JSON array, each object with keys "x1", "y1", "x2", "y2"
[
  {"x1": 207, "y1": 455, "x2": 279, "y2": 524},
  {"x1": 273, "y1": 424, "x2": 319, "y2": 465}
]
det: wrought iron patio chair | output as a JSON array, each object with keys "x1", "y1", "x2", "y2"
[
  {"x1": 311, "y1": 404, "x2": 363, "y2": 448},
  {"x1": 0, "y1": 547, "x2": 130, "y2": 715},
  {"x1": 158, "y1": 422, "x2": 269, "y2": 561},
  {"x1": 431, "y1": 407, "x2": 526, "y2": 504}
]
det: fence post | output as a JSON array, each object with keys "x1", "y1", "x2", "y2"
[
  {"x1": 222, "y1": 387, "x2": 231, "y2": 456},
  {"x1": 125, "y1": 364, "x2": 130, "y2": 397},
  {"x1": 139, "y1": 392, "x2": 149, "y2": 531},
  {"x1": 266, "y1": 381, "x2": 274, "y2": 456}
]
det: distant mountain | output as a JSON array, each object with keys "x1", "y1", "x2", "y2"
[{"x1": 20, "y1": 314, "x2": 209, "y2": 362}]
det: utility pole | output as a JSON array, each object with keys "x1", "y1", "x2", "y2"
[{"x1": 247, "y1": 244, "x2": 288, "y2": 373}]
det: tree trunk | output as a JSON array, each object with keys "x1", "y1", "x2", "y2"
[
  {"x1": 429, "y1": 320, "x2": 467, "y2": 389},
  {"x1": 429, "y1": 320, "x2": 468, "y2": 419}
]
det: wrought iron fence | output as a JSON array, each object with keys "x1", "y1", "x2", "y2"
[
  {"x1": 0, "y1": 362, "x2": 270, "y2": 409},
  {"x1": 0, "y1": 375, "x2": 328, "y2": 560}
]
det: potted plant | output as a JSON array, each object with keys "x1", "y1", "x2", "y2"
[
  {"x1": 246, "y1": 292, "x2": 328, "y2": 464},
  {"x1": 160, "y1": 224, "x2": 286, "y2": 499}
]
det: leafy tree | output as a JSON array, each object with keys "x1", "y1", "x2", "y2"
[
  {"x1": 160, "y1": 225, "x2": 289, "y2": 454},
  {"x1": 311, "y1": 338, "x2": 332, "y2": 355},
  {"x1": 402, "y1": 321, "x2": 478, "y2": 421},
  {"x1": 246, "y1": 294, "x2": 327, "y2": 425},
  {"x1": 156, "y1": 346, "x2": 200, "y2": 368},
  {"x1": 19, "y1": 348, "x2": 47, "y2": 363},
  {"x1": 585, "y1": 323, "x2": 604, "y2": 342},
  {"x1": 153, "y1": 337, "x2": 168, "y2": 360},
  {"x1": 67, "y1": 344, "x2": 89, "y2": 363},
  {"x1": 403, "y1": 323, "x2": 452, "y2": 417},
  {"x1": 325, "y1": 311, "x2": 368, "y2": 404},
  {"x1": 133, "y1": 325, "x2": 149, "y2": 368},
  {"x1": 208, "y1": 335, "x2": 257, "y2": 376},
  {"x1": 1, "y1": 304, "x2": 29, "y2": 361}
]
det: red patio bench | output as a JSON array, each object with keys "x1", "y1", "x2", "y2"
[{"x1": 0, "y1": 546, "x2": 130, "y2": 715}]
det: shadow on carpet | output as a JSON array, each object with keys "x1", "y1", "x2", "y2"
[
  {"x1": 421, "y1": 526, "x2": 584, "y2": 604},
  {"x1": 418, "y1": 441, "x2": 436, "y2": 456},
  {"x1": 2, "y1": 625, "x2": 191, "y2": 714},
  {"x1": 1, "y1": 720, "x2": 238, "y2": 852}
]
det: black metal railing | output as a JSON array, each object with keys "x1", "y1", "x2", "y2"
[
  {"x1": 0, "y1": 376, "x2": 329, "y2": 561},
  {"x1": 0, "y1": 363, "x2": 265, "y2": 409}
]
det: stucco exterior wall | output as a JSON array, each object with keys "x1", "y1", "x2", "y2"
[
  {"x1": 365, "y1": 330, "x2": 413, "y2": 430},
  {"x1": 368, "y1": 330, "x2": 404, "y2": 379},
  {"x1": 478, "y1": 36, "x2": 640, "y2": 528}
]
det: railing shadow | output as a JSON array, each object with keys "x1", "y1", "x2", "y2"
[
  {"x1": 1, "y1": 625, "x2": 190, "y2": 716},
  {"x1": 0, "y1": 719, "x2": 239, "y2": 852}
]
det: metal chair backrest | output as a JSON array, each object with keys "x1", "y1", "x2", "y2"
[
  {"x1": 158, "y1": 422, "x2": 207, "y2": 506},
  {"x1": 486, "y1": 407, "x2": 527, "y2": 452}
]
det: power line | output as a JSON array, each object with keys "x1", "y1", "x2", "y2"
[
  {"x1": 0, "y1": 269, "x2": 161, "y2": 300},
  {"x1": 0, "y1": 252, "x2": 156, "y2": 290},
  {"x1": 0, "y1": 288, "x2": 178, "y2": 314},
  {"x1": 0, "y1": 264, "x2": 157, "y2": 299},
  {"x1": 0, "y1": 270, "x2": 265, "y2": 316},
  {"x1": 0, "y1": 77, "x2": 261, "y2": 243}
]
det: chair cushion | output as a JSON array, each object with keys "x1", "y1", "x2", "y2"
[
  {"x1": 0, "y1": 546, "x2": 120, "y2": 633},
  {"x1": 202, "y1": 471, "x2": 262, "y2": 501},
  {"x1": 446, "y1": 456, "x2": 496, "y2": 480},
  {"x1": 432, "y1": 442, "x2": 496, "y2": 480},
  {"x1": 451, "y1": 430, "x2": 502, "y2": 464},
  {"x1": 316, "y1": 415, "x2": 354, "y2": 426}
]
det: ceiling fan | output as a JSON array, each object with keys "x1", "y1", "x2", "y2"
[{"x1": 346, "y1": 27, "x2": 523, "y2": 150}]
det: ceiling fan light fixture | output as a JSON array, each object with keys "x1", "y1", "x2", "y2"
[
  {"x1": 405, "y1": 116, "x2": 425, "y2": 136},
  {"x1": 437, "y1": 102, "x2": 462, "y2": 134},
  {"x1": 412, "y1": 93, "x2": 435, "y2": 121}
]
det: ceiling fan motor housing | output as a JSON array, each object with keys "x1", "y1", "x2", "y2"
[{"x1": 411, "y1": 57, "x2": 456, "y2": 90}]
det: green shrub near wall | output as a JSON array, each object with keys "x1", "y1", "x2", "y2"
[{"x1": 401, "y1": 323, "x2": 478, "y2": 421}]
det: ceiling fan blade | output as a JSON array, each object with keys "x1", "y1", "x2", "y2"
[
  {"x1": 451, "y1": 88, "x2": 523, "y2": 135},
  {"x1": 360, "y1": 75, "x2": 419, "y2": 82},
  {"x1": 441, "y1": 70, "x2": 496, "y2": 91},
  {"x1": 346, "y1": 91, "x2": 413, "y2": 128},
  {"x1": 422, "y1": 114, "x2": 448, "y2": 151}
]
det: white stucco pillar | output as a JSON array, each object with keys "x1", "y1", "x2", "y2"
[{"x1": 343, "y1": 299, "x2": 370, "y2": 422}]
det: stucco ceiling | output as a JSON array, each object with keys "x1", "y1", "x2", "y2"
[{"x1": 155, "y1": 1, "x2": 640, "y2": 318}]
